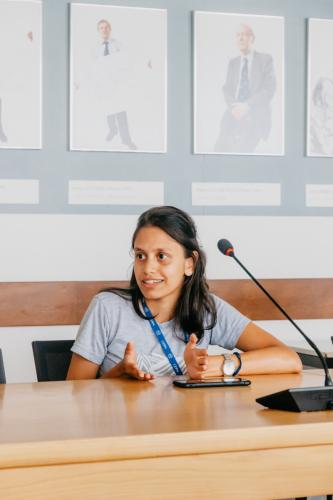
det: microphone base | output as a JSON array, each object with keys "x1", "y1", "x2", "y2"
[{"x1": 256, "y1": 386, "x2": 333, "y2": 412}]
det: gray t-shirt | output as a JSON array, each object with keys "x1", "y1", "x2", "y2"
[{"x1": 72, "y1": 291, "x2": 250, "y2": 377}]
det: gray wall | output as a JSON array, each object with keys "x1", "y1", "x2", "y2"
[{"x1": 0, "y1": 0, "x2": 333, "y2": 216}]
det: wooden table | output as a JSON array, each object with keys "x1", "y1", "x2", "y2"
[{"x1": 1, "y1": 371, "x2": 333, "y2": 499}]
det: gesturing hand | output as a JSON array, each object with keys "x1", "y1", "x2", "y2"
[
  {"x1": 184, "y1": 334, "x2": 208, "y2": 380},
  {"x1": 119, "y1": 342, "x2": 155, "y2": 381}
]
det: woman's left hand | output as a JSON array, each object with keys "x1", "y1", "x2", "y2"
[{"x1": 184, "y1": 334, "x2": 208, "y2": 379}]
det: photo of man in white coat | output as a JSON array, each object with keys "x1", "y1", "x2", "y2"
[{"x1": 215, "y1": 24, "x2": 276, "y2": 154}]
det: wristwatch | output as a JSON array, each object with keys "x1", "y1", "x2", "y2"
[{"x1": 221, "y1": 353, "x2": 236, "y2": 376}]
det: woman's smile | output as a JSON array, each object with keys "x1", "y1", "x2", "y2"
[{"x1": 141, "y1": 278, "x2": 164, "y2": 287}]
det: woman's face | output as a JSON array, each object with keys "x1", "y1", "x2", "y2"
[{"x1": 133, "y1": 226, "x2": 194, "y2": 309}]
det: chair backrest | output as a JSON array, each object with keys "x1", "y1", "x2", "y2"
[
  {"x1": 0, "y1": 349, "x2": 6, "y2": 384},
  {"x1": 32, "y1": 340, "x2": 74, "y2": 382}
]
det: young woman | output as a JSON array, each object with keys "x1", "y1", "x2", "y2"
[{"x1": 67, "y1": 206, "x2": 302, "y2": 381}]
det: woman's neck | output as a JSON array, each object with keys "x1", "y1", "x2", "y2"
[{"x1": 145, "y1": 296, "x2": 177, "y2": 324}]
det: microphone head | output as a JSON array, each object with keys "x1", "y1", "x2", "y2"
[{"x1": 217, "y1": 239, "x2": 235, "y2": 257}]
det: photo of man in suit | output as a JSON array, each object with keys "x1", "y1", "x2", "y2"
[{"x1": 215, "y1": 24, "x2": 276, "y2": 154}]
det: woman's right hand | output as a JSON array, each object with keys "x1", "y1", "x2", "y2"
[
  {"x1": 104, "y1": 342, "x2": 155, "y2": 381},
  {"x1": 184, "y1": 333, "x2": 208, "y2": 379}
]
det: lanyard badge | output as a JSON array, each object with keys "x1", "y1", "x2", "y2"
[{"x1": 141, "y1": 299, "x2": 187, "y2": 376}]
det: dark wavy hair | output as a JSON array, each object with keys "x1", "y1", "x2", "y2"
[{"x1": 103, "y1": 206, "x2": 217, "y2": 340}]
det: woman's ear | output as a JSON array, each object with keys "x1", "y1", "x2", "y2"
[{"x1": 185, "y1": 251, "x2": 198, "y2": 277}]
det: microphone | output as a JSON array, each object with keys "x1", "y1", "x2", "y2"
[{"x1": 217, "y1": 238, "x2": 333, "y2": 412}]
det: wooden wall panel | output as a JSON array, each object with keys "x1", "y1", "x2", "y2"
[
  {"x1": 0, "y1": 279, "x2": 332, "y2": 327},
  {"x1": 208, "y1": 278, "x2": 333, "y2": 321}
]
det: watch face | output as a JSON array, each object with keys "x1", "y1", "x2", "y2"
[{"x1": 223, "y1": 359, "x2": 235, "y2": 376}]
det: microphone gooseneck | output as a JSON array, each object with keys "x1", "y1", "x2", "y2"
[{"x1": 217, "y1": 238, "x2": 333, "y2": 388}]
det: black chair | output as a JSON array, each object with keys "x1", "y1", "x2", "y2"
[
  {"x1": 0, "y1": 349, "x2": 6, "y2": 384},
  {"x1": 32, "y1": 340, "x2": 74, "y2": 382}
]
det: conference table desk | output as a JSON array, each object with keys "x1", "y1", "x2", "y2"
[{"x1": 1, "y1": 371, "x2": 333, "y2": 500}]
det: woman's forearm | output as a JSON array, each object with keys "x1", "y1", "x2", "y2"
[
  {"x1": 100, "y1": 362, "x2": 125, "y2": 379},
  {"x1": 204, "y1": 346, "x2": 302, "y2": 378}
]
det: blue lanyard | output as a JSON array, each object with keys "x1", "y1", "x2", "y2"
[{"x1": 142, "y1": 299, "x2": 188, "y2": 376}]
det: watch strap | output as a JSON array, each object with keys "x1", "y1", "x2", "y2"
[{"x1": 233, "y1": 351, "x2": 242, "y2": 376}]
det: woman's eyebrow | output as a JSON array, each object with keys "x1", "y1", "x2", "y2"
[{"x1": 134, "y1": 247, "x2": 172, "y2": 252}]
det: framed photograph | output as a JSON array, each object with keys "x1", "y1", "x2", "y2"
[
  {"x1": 70, "y1": 3, "x2": 167, "y2": 153},
  {"x1": 0, "y1": 0, "x2": 42, "y2": 149},
  {"x1": 194, "y1": 12, "x2": 284, "y2": 156},
  {"x1": 307, "y1": 18, "x2": 333, "y2": 157}
]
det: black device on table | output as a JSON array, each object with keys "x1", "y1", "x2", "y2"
[{"x1": 173, "y1": 377, "x2": 251, "y2": 388}]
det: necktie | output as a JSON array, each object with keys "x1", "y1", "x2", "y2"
[
  {"x1": 103, "y1": 41, "x2": 109, "y2": 56},
  {"x1": 237, "y1": 57, "x2": 250, "y2": 102}
]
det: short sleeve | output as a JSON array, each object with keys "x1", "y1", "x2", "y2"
[
  {"x1": 71, "y1": 295, "x2": 110, "y2": 365},
  {"x1": 210, "y1": 295, "x2": 251, "y2": 350}
]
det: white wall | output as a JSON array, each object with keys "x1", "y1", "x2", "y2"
[
  {"x1": 1, "y1": 214, "x2": 333, "y2": 281},
  {"x1": 1, "y1": 214, "x2": 333, "y2": 383}
]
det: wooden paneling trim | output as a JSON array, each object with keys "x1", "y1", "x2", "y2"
[
  {"x1": 0, "y1": 279, "x2": 332, "y2": 327},
  {"x1": 0, "y1": 281, "x2": 124, "y2": 327},
  {"x1": 208, "y1": 278, "x2": 333, "y2": 321}
]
